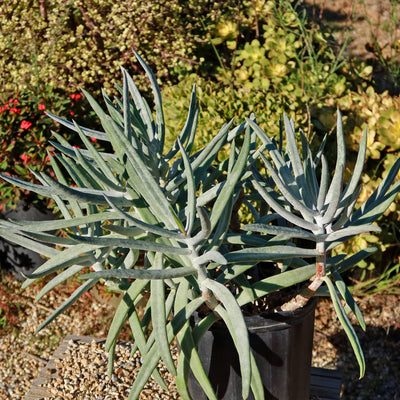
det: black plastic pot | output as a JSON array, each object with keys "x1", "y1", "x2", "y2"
[
  {"x1": 188, "y1": 298, "x2": 317, "y2": 400},
  {"x1": 0, "y1": 201, "x2": 55, "y2": 279}
]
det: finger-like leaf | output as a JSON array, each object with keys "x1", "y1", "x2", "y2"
[
  {"x1": 331, "y1": 270, "x2": 366, "y2": 331},
  {"x1": 225, "y1": 245, "x2": 318, "y2": 263},
  {"x1": 242, "y1": 223, "x2": 315, "y2": 240},
  {"x1": 36, "y1": 279, "x2": 98, "y2": 333},
  {"x1": 151, "y1": 253, "x2": 177, "y2": 375},
  {"x1": 202, "y1": 279, "x2": 251, "y2": 399},
  {"x1": 68, "y1": 233, "x2": 190, "y2": 255},
  {"x1": 82, "y1": 266, "x2": 197, "y2": 281},
  {"x1": 324, "y1": 276, "x2": 365, "y2": 378}
]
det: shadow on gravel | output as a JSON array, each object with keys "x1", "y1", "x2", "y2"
[{"x1": 329, "y1": 325, "x2": 400, "y2": 400}]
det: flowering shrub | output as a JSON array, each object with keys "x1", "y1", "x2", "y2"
[{"x1": 0, "y1": 89, "x2": 96, "y2": 210}]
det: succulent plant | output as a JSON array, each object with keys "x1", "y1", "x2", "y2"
[
  {"x1": 243, "y1": 112, "x2": 400, "y2": 379},
  {"x1": 0, "y1": 53, "x2": 399, "y2": 400}
]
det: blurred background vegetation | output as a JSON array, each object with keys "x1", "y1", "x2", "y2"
[{"x1": 0, "y1": 0, "x2": 399, "y2": 286}]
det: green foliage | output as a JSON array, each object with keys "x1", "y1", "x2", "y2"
[
  {"x1": 0, "y1": 88, "x2": 97, "y2": 209},
  {"x1": 0, "y1": 57, "x2": 399, "y2": 397},
  {"x1": 162, "y1": 0, "x2": 368, "y2": 152},
  {"x1": 0, "y1": 0, "x2": 203, "y2": 97}
]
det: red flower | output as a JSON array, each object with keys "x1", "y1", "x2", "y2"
[
  {"x1": 90, "y1": 137, "x2": 97, "y2": 143},
  {"x1": 10, "y1": 107, "x2": 21, "y2": 114},
  {"x1": 38, "y1": 103, "x2": 46, "y2": 111},
  {"x1": 20, "y1": 120, "x2": 33, "y2": 130},
  {"x1": 71, "y1": 93, "x2": 82, "y2": 101},
  {"x1": 70, "y1": 110, "x2": 75, "y2": 116},
  {"x1": 20, "y1": 154, "x2": 31, "y2": 162}
]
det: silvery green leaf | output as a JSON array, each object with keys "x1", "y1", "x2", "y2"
[
  {"x1": 174, "y1": 280, "x2": 217, "y2": 400},
  {"x1": 335, "y1": 246, "x2": 377, "y2": 274},
  {"x1": 202, "y1": 278, "x2": 251, "y2": 399},
  {"x1": 0, "y1": 173, "x2": 53, "y2": 197},
  {"x1": 177, "y1": 138, "x2": 196, "y2": 236},
  {"x1": 165, "y1": 120, "x2": 233, "y2": 194},
  {"x1": 133, "y1": 51, "x2": 165, "y2": 152},
  {"x1": 337, "y1": 127, "x2": 367, "y2": 216},
  {"x1": 102, "y1": 89, "x2": 124, "y2": 126},
  {"x1": 35, "y1": 264, "x2": 85, "y2": 301},
  {"x1": 283, "y1": 114, "x2": 308, "y2": 192},
  {"x1": 259, "y1": 152, "x2": 317, "y2": 220},
  {"x1": 81, "y1": 265, "x2": 196, "y2": 281},
  {"x1": 45, "y1": 152, "x2": 85, "y2": 221},
  {"x1": 319, "y1": 162, "x2": 344, "y2": 225},
  {"x1": 322, "y1": 111, "x2": 346, "y2": 212},
  {"x1": 348, "y1": 158, "x2": 400, "y2": 226},
  {"x1": 10, "y1": 211, "x2": 119, "y2": 232},
  {"x1": 193, "y1": 251, "x2": 228, "y2": 266},
  {"x1": 237, "y1": 263, "x2": 316, "y2": 306},
  {"x1": 104, "y1": 196, "x2": 186, "y2": 240},
  {"x1": 55, "y1": 177, "x2": 132, "y2": 206},
  {"x1": 165, "y1": 85, "x2": 199, "y2": 161},
  {"x1": 251, "y1": 177, "x2": 319, "y2": 231},
  {"x1": 72, "y1": 143, "x2": 122, "y2": 192},
  {"x1": 151, "y1": 254, "x2": 177, "y2": 375},
  {"x1": 317, "y1": 154, "x2": 330, "y2": 212},
  {"x1": 36, "y1": 279, "x2": 98, "y2": 333},
  {"x1": 324, "y1": 276, "x2": 365, "y2": 378},
  {"x1": 127, "y1": 298, "x2": 206, "y2": 400},
  {"x1": 23, "y1": 244, "x2": 97, "y2": 279},
  {"x1": 105, "y1": 279, "x2": 150, "y2": 352},
  {"x1": 325, "y1": 224, "x2": 381, "y2": 244},
  {"x1": 249, "y1": 351, "x2": 265, "y2": 400},
  {"x1": 16, "y1": 231, "x2": 77, "y2": 246},
  {"x1": 209, "y1": 127, "x2": 250, "y2": 230},
  {"x1": 45, "y1": 111, "x2": 109, "y2": 141},
  {"x1": 331, "y1": 270, "x2": 366, "y2": 331},
  {"x1": 186, "y1": 207, "x2": 211, "y2": 246},
  {"x1": 225, "y1": 245, "x2": 318, "y2": 263},
  {"x1": 332, "y1": 185, "x2": 362, "y2": 230},
  {"x1": 216, "y1": 261, "x2": 258, "y2": 284},
  {"x1": 104, "y1": 115, "x2": 178, "y2": 229},
  {"x1": 103, "y1": 224, "x2": 144, "y2": 237},
  {"x1": 120, "y1": 65, "x2": 155, "y2": 142},
  {"x1": 0, "y1": 228, "x2": 58, "y2": 261},
  {"x1": 247, "y1": 118, "x2": 290, "y2": 180},
  {"x1": 242, "y1": 224, "x2": 315, "y2": 240},
  {"x1": 68, "y1": 233, "x2": 190, "y2": 255},
  {"x1": 300, "y1": 129, "x2": 319, "y2": 208}
]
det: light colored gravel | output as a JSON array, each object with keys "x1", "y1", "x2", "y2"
[{"x1": 1, "y1": 272, "x2": 399, "y2": 400}]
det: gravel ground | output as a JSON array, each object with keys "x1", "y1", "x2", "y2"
[{"x1": 0, "y1": 271, "x2": 399, "y2": 399}]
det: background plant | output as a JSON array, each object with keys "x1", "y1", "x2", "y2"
[{"x1": 0, "y1": 88, "x2": 98, "y2": 210}]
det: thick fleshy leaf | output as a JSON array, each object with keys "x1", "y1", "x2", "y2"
[
  {"x1": 151, "y1": 253, "x2": 177, "y2": 375},
  {"x1": 225, "y1": 245, "x2": 318, "y2": 263},
  {"x1": 202, "y1": 278, "x2": 251, "y2": 399},
  {"x1": 324, "y1": 276, "x2": 365, "y2": 378},
  {"x1": 348, "y1": 158, "x2": 400, "y2": 226},
  {"x1": 331, "y1": 270, "x2": 366, "y2": 331},
  {"x1": 237, "y1": 263, "x2": 316, "y2": 306},
  {"x1": 36, "y1": 279, "x2": 98, "y2": 333},
  {"x1": 242, "y1": 223, "x2": 315, "y2": 240},
  {"x1": 251, "y1": 177, "x2": 320, "y2": 232},
  {"x1": 81, "y1": 266, "x2": 196, "y2": 281},
  {"x1": 68, "y1": 233, "x2": 190, "y2": 255}
]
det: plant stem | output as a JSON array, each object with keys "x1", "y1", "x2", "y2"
[{"x1": 280, "y1": 240, "x2": 326, "y2": 311}]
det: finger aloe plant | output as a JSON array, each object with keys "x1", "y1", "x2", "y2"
[
  {"x1": 243, "y1": 112, "x2": 400, "y2": 379},
  {"x1": 0, "y1": 52, "x2": 399, "y2": 400}
]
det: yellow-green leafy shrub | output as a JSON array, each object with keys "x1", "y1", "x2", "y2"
[
  {"x1": 0, "y1": 0, "x2": 200, "y2": 96},
  {"x1": 317, "y1": 86, "x2": 400, "y2": 276}
]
